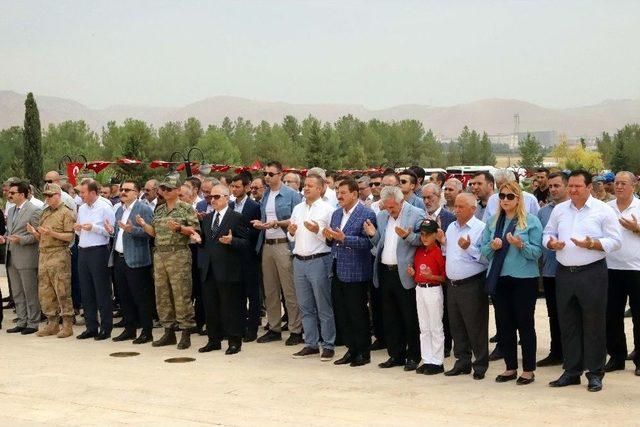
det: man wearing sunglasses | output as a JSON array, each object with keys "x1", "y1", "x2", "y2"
[
  {"x1": 43, "y1": 171, "x2": 77, "y2": 212},
  {"x1": 398, "y1": 170, "x2": 426, "y2": 212},
  {"x1": 140, "y1": 179, "x2": 159, "y2": 211},
  {"x1": 250, "y1": 178, "x2": 266, "y2": 203},
  {"x1": 136, "y1": 176, "x2": 201, "y2": 350},
  {"x1": 253, "y1": 161, "x2": 304, "y2": 345}
]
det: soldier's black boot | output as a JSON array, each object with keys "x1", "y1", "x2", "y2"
[
  {"x1": 177, "y1": 329, "x2": 191, "y2": 350},
  {"x1": 152, "y1": 328, "x2": 177, "y2": 347}
]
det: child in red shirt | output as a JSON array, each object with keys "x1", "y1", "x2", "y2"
[{"x1": 407, "y1": 219, "x2": 446, "y2": 375}]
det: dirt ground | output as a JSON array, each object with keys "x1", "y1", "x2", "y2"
[{"x1": 0, "y1": 277, "x2": 638, "y2": 427}]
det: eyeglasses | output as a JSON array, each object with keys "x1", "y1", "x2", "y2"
[
  {"x1": 369, "y1": 182, "x2": 381, "y2": 187},
  {"x1": 44, "y1": 180, "x2": 54, "y2": 184},
  {"x1": 498, "y1": 193, "x2": 517, "y2": 201},
  {"x1": 7, "y1": 191, "x2": 18, "y2": 195},
  {"x1": 120, "y1": 188, "x2": 135, "y2": 193},
  {"x1": 211, "y1": 194, "x2": 227, "y2": 200},
  {"x1": 250, "y1": 186, "x2": 263, "y2": 191},
  {"x1": 264, "y1": 172, "x2": 280, "y2": 177}
]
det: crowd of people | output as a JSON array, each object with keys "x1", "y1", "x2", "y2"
[{"x1": 1, "y1": 163, "x2": 639, "y2": 393}]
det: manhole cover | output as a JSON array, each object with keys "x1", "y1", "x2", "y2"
[
  {"x1": 164, "y1": 357, "x2": 196, "y2": 363},
  {"x1": 109, "y1": 352, "x2": 140, "y2": 357}
]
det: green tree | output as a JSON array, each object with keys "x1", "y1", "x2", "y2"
[
  {"x1": 518, "y1": 133, "x2": 543, "y2": 170},
  {"x1": 479, "y1": 132, "x2": 496, "y2": 165},
  {"x1": 184, "y1": 117, "x2": 203, "y2": 148},
  {"x1": 197, "y1": 125, "x2": 242, "y2": 164},
  {"x1": 23, "y1": 93, "x2": 44, "y2": 188},
  {"x1": 446, "y1": 140, "x2": 461, "y2": 166},
  {"x1": 610, "y1": 124, "x2": 640, "y2": 173},
  {"x1": 596, "y1": 132, "x2": 613, "y2": 168},
  {"x1": 0, "y1": 126, "x2": 24, "y2": 182}
]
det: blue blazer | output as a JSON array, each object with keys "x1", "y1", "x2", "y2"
[
  {"x1": 438, "y1": 209, "x2": 456, "y2": 234},
  {"x1": 256, "y1": 184, "x2": 302, "y2": 251},
  {"x1": 328, "y1": 203, "x2": 377, "y2": 283},
  {"x1": 108, "y1": 202, "x2": 154, "y2": 268},
  {"x1": 371, "y1": 202, "x2": 426, "y2": 289}
]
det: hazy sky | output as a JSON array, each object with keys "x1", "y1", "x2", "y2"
[{"x1": 2, "y1": 0, "x2": 639, "y2": 109}]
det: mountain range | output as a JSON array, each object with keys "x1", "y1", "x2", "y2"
[{"x1": 1, "y1": 90, "x2": 639, "y2": 138}]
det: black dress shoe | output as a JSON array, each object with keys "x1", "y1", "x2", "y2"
[
  {"x1": 21, "y1": 327, "x2": 38, "y2": 335},
  {"x1": 112, "y1": 330, "x2": 136, "y2": 342},
  {"x1": 444, "y1": 366, "x2": 471, "y2": 376},
  {"x1": 378, "y1": 357, "x2": 405, "y2": 368},
  {"x1": 77, "y1": 330, "x2": 98, "y2": 340},
  {"x1": 198, "y1": 340, "x2": 222, "y2": 353},
  {"x1": 243, "y1": 330, "x2": 258, "y2": 343},
  {"x1": 604, "y1": 357, "x2": 625, "y2": 372},
  {"x1": 495, "y1": 372, "x2": 518, "y2": 383},
  {"x1": 537, "y1": 354, "x2": 563, "y2": 367},
  {"x1": 473, "y1": 372, "x2": 485, "y2": 380},
  {"x1": 95, "y1": 330, "x2": 111, "y2": 341},
  {"x1": 516, "y1": 374, "x2": 535, "y2": 385},
  {"x1": 334, "y1": 352, "x2": 354, "y2": 365},
  {"x1": 404, "y1": 359, "x2": 419, "y2": 371},
  {"x1": 350, "y1": 354, "x2": 370, "y2": 367},
  {"x1": 370, "y1": 339, "x2": 386, "y2": 351},
  {"x1": 285, "y1": 332, "x2": 304, "y2": 346},
  {"x1": 424, "y1": 364, "x2": 445, "y2": 375},
  {"x1": 225, "y1": 344, "x2": 241, "y2": 355},
  {"x1": 549, "y1": 373, "x2": 581, "y2": 387},
  {"x1": 132, "y1": 332, "x2": 153, "y2": 344},
  {"x1": 257, "y1": 330, "x2": 282, "y2": 343},
  {"x1": 627, "y1": 350, "x2": 637, "y2": 361},
  {"x1": 489, "y1": 347, "x2": 504, "y2": 361},
  {"x1": 635, "y1": 367, "x2": 640, "y2": 376},
  {"x1": 6, "y1": 326, "x2": 25, "y2": 333},
  {"x1": 416, "y1": 364, "x2": 429, "y2": 374},
  {"x1": 587, "y1": 375, "x2": 603, "y2": 392}
]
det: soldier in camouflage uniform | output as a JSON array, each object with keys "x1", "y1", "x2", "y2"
[
  {"x1": 26, "y1": 184, "x2": 76, "y2": 338},
  {"x1": 136, "y1": 176, "x2": 200, "y2": 349}
]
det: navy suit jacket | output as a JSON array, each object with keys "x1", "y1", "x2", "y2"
[
  {"x1": 229, "y1": 197, "x2": 261, "y2": 251},
  {"x1": 327, "y1": 203, "x2": 377, "y2": 283},
  {"x1": 195, "y1": 199, "x2": 209, "y2": 213},
  {"x1": 437, "y1": 208, "x2": 456, "y2": 234}
]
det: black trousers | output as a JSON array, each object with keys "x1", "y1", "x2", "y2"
[
  {"x1": 71, "y1": 237, "x2": 81, "y2": 310},
  {"x1": 494, "y1": 276, "x2": 538, "y2": 372},
  {"x1": 543, "y1": 276, "x2": 563, "y2": 358},
  {"x1": 190, "y1": 245, "x2": 205, "y2": 329},
  {"x1": 202, "y1": 268, "x2": 244, "y2": 345},
  {"x1": 78, "y1": 245, "x2": 113, "y2": 333},
  {"x1": 380, "y1": 265, "x2": 420, "y2": 361},
  {"x1": 556, "y1": 260, "x2": 608, "y2": 377},
  {"x1": 244, "y1": 253, "x2": 261, "y2": 334},
  {"x1": 113, "y1": 255, "x2": 153, "y2": 333},
  {"x1": 332, "y1": 275, "x2": 371, "y2": 357},
  {"x1": 369, "y1": 280, "x2": 385, "y2": 342},
  {"x1": 607, "y1": 269, "x2": 640, "y2": 366},
  {"x1": 443, "y1": 284, "x2": 452, "y2": 352},
  {"x1": 447, "y1": 273, "x2": 489, "y2": 374}
]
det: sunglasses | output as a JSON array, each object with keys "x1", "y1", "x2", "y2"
[
  {"x1": 498, "y1": 193, "x2": 517, "y2": 201},
  {"x1": 264, "y1": 172, "x2": 280, "y2": 177},
  {"x1": 369, "y1": 182, "x2": 381, "y2": 187},
  {"x1": 120, "y1": 188, "x2": 135, "y2": 193},
  {"x1": 211, "y1": 194, "x2": 227, "y2": 200},
  {"x1": 44, "y1": 179, "x2": 54, "y2": 184},
  {"x1": 250, "y1": 186, "x2": 262, "y2": 191}
]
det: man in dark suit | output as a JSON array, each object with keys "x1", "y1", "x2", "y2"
[
  {"x1": 1, "y1": 180, "x2": 42, "y2": 334},
  {"x1": 229, "y1": 174, "x2": 262, "y2": 342},
  {"x1": 198, "y1": 184, "x2": 251, "y2": 355},
  {"x1": 422, "y1": 182, "x2": 456, "y2": 356},
  {"x1": 105, "y1": 180, "x2": 155, "y2": 344},
  {"x1": 325, "y1": 178, "x2": 377, "y2": 367}
]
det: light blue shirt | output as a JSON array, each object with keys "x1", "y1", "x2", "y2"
[
  {"x1": 481, "y1": 213, "x2": 543, "y2": 279},
  {"x1": 444, "y1": 216, "x2": 488, "y2": 281}
]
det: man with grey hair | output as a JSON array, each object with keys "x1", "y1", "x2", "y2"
[
  {"x1": 283, "y1": 172, "x2": 302, "y2": 193},
  {"x1": 308, "y1": 167, "x2": 338, "y2": 208},
  {"x1": 443, "y1": 178, "x2": 463, "y2": 212},
  {"x1": 443, "y1": 192, "x2": 490, "y2": 379},
  {"x1": 482, "y1": 169, "x2": 539, "y2": 221},
  {"x1": 196, "y1": 177, "x2": 221, "y2": 215},
  {"x1": 141, "y1": 179, "x2": 159, "y2": 211},
  {"x1": 44, "y1": 170, "x2": 77, "y2": 212},
  {"x1": 604, "y1": 171, "x2": 640, "y2": 376},
  {"x1": 356, "y1": 175, "x2": 373, "y2": 205},
  {"x1": 363, "y1": 185, "x2": 425, "y2": 371}
]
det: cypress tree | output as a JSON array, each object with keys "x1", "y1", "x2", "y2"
[{"x1": 23, "y1": 92, "x2": 44, "y2": 188}]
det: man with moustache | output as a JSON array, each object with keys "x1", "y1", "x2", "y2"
[
  {"x1": 326, "y1": 178, "x2": 377, "y2": 367},
  {"x1": 198, "y1": 185, "x2": 251, "y2": 355},
  {"x1": 468, "y1": 172, "x2": 494, "y2": 220},
  {"x1": 442, "y1": 179, "x2": 463, "y2": 212}
]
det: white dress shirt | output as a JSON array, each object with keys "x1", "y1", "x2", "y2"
[
  {"x1": 606, "y1": 198, "x2": 640, "y2": 270},
  {"x1": 288, "y1": 198, "x2": 333, "y2": 256},
  {"x1": 483, "y1": 190, "x2": 540, "y2": 222},
  {"x1": 233, "y1": 195, "x2": 248, "y2": 214},
  {"x1": 340, "y1": 203, "x2": 357, "y2": 230},
  {"x1": 4, "y1": 200, "x2": 15, "y2": 215},
  {"x1": 115, "y1": 200, "x2": 136, "y2": 254},
  {"x1": 381, "y1": 214, "x2": 400, "y2": 266},
  {"x1": 28, "y1": 196, "x2": 44, "y2": 209},
  {"x1": 322, "y1": 187, "x2": 340, "y2": 209},
  {"x1": 370, "y1": 200, "x2": 382, "y2": 215},
  {"x1": 542, "y1": 196, "x2": 622, "y2": 267},
  {"x1": 445, "y1": 216, "x2": 488, "y2": 280},
  {"x1": 76, "y1": 197, "x2": 116, "y2": 248}
]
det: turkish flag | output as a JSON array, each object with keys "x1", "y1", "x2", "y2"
[{"x1": 66, "y1": 162, "x2": 84, "y2": 186}]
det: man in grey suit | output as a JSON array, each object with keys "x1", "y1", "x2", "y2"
[
  {"x1": 1, "y1": 180, "x2": 42, "y2": 334},
  {"x1": 364, "y1": 186, "x2": 426, "y2": 371}
]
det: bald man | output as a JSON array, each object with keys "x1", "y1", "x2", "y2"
[{"x1": 44, "y1": 171, "x2": 77, "y2": 212}]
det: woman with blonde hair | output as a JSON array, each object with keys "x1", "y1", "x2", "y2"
[{"x1": 481, "y1": 181, "x2": 543, "y2": 385}]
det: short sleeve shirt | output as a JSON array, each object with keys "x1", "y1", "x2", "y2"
[
  {"x1": 413, "y1": 244, "x2": 445, "y2": 284},
  {"x1": 39, "y1": 202, "x2": 76, "y2": 249}
]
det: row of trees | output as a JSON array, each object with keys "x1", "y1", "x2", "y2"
[{"x1": 2, "y1": 93, "x2": 639, "y2": 187}]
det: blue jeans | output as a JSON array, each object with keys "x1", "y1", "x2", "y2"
[{"x1": 293, "y1": 255, "x2": 335, "y2": 349}]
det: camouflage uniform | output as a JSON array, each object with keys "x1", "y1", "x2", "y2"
[
  {"x1": 153, "y1": 200, "x2": 200, "y2": 330},
  {"x1": 38, "y1": 198, "x2": 76, "y2": 318}
]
